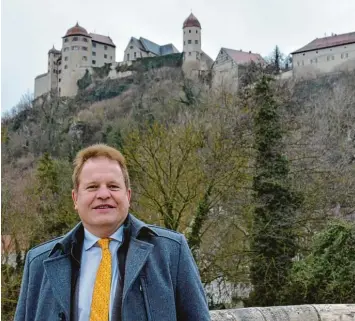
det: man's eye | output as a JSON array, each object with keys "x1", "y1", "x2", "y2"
[
  {"x1": 87, "y1": 185, "x2": 97, "y2": 189},
  {"x1": 109, "y1": 185, "x2": 119, "y2": 189}
]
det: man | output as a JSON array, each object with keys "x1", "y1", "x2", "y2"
[{"x1": 15, "y1": 144, "x2": 210, "y2": 321}]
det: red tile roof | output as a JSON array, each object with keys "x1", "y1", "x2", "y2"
[
  {"x1": 64, "y1": 22, "x2": 89, "y2": 38},
  {"x1": 223, "y1": 48, "x2": 263, "y2": 65},
  {"x1": 292, "y1": 31, "x2": 355, "y2": 54},
  {"x1": 183, "y1": 13, "x2": 201, "y2": 29}
]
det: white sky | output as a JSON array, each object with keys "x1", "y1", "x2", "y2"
[{"x1": 1, "y1": 0, "x2": 355, "y2": 113}]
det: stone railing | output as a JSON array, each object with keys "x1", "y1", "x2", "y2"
[{"x1": 210, "y1": 304, "x2": 355, "y2": 320}]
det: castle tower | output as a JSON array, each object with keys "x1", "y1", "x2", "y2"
[
  {"x1": 182, "y1": 13, "x2": 202, "y2": 61},
  {"x1": 60, "y1": 23, "x2": 92, "y2": 97},
  {"x1": 48, "y1": 46, "x2": 61, "y2": 94}
]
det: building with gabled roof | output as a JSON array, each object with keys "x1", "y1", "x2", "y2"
[
  {"x1": 211, "y1": 47, "x2": 264, "y2": 91},
  {"x1": 291, "y1": 31, "x2": 355, "y2": 77},
  {"x1": 123, "y1": 37, "x2": 179, "y2": 61}
]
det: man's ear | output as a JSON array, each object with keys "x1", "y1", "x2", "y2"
[{"x1": 72, "y1": 189, "x2": 78, "y2": 210}]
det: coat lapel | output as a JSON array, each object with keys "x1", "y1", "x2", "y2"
[
  {"x1": 43, "y1": 253, "x2": 72, "y2": 317},
  {"x1": 122, "y1": 238, "x2": 154, "y2": 302}
]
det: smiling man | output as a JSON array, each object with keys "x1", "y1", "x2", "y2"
[{"x1": 15, "y1": 144, "x2": 210, "y2": 321}]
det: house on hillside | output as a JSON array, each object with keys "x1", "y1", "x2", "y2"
[
  {"x1": 292, "y1": 31, "x2": 355, "y2": 78},
  {"x1": 123, "y1": 37, "x2": 179, "y2": 61},
  {"x1": 211, "y1": 47, "x2": 264, "y2": 91}
]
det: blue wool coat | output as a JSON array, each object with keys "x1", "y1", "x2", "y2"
[{"x1": 14, "y1": 214, "x2": 211, "y2": 321}]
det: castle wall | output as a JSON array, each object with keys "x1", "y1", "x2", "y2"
[
  {"x1": 293, "y1": 42, "x2": 355, "y2": 78},
  {"x1": 92, "y1": 42, "x2": 115, "y2": 67},
  {"x1": 34, "y1": 73, "x2": 50, "y2": 98}
]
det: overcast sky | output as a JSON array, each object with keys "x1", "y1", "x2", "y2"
[{"x1": 1, "y1": 0, "x2": 355, "y2": 113}]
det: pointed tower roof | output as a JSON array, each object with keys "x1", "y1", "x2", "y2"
[
  {"x1": 48, "y1": 45, "x2": 61, "y2": 54},
  {"x1": 64, "y1": 22, "x2": 90, "y2": 37},
  {"x1": 183, "y1": 13, "x2": 201, "y2": 29}
]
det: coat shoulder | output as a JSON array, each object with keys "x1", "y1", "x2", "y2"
[
  {"x1": 27, "y1": 236, "x2": 63, "y2": 262},
  {"x1": 146, "y1": 225, "x2": 183, "y2": 244}
]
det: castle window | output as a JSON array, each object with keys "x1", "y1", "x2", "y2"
[
  {"x1": 196, "y1": 30, "x2": 198, "y2": 33},
  {"x1": 195, "y1": 40, "x2": 198, "y2": 44},
  {"x1": 188, "y1": 52, "x2": 191, "y2": 56},
  {"x1": 83, "y1": 37, "x2": 88, "y2": 42},
  {"x1": 64, "y1": 38, "x2": 68, "y2": 43},
  {"x1": 93, "y1": 42, "x2": 96, "y2": 48},
  {"x1": 184, "y1": 41, "x2": 185, "y2": 45},
  {"x1": 188, "y1": 40, "x2": 192, "y2": 44},
  {"x1": 92, "y1": 51, "x2": 96, "y2": 56},
  {"x1": 345, "y1": 53, "x2": 349, "y2": 58},
  {"x1": 130, "y1": 46, "x2": 133, "y2": 49},
  {"x1": 110, "y1": 56, "x2": 113, "y2": 60},
  {"x1": 82, "y1": 56, "x2": 87, "y2": 61},
  {"x1": 127, "y1": 53, "x2": 130, "y2": 60},
  {"x1": 64, "y1": 65, "x2": 68, "y2": 69},
  {"x1": 72, "y1": 37, "x2": 78, "y2": 41},
  {"x1": 64, "y1": 56, "x2": 68, "y2": 61},
  {"x1": 134, "y1": 52, "x2": 136, "y2": 58},
  {"x1": 64, "y1": 47, "x2": 69, "y2": 52},
  {"x1": 71, "y1": 46, "x2": 80, "y2": 51},
  {"x1": 59, "y1": 88, "x2": 61, "y2": 94},
  {"x1": 59, "y1": 78, "x2": 61, "y2": 82},
  {"x1": 82, "y1": 47, "x2": 88, "y2": 51},
  {"x1": 92, "y1": 60, "x2": 96, "y2": 65},
  {"x1": 189, "y1": 30, "x2": 191, "y2": 33},
  {"x1": 104, "y1": 45, "x2": 108, "y2": 50},
  {"x1": 58, "y1": 70, "x2": 61, "y2": 74},
  {"x1": 104, "y1": 54, "x2": 108, "y2": 59}
]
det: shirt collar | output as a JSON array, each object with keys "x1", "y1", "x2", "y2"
[{"x1": 83, "y1": 225, "x2": 124, "y2": 251}]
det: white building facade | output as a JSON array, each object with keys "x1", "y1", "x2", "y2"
[{"x1": 292, "y1": 32, "x2": 355, "y2": 78}]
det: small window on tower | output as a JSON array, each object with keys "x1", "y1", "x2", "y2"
[
  {"x1": 64, "y1": 65, "x2": 68, "y2": 69},
  {"x1": 92, "y1": 60, "x2": 96, "y2": 65},
  {"x1": 104, "y1": 45, "x2": 108, "y2": 50},
  {"x1": 72, "y1": 37, "x2": 78, "y2": 41},
  {"x1": 189, "y1": 52, "x2": 191, "y2": 56},
  {"x1": 188, "y1": 40, "x2": 192, "y2": 44},
  {"x1": 196, "y1": 30, "x2": 198, "y2": 33},
  {"x1": 93, "y1": 42, "x2": 96, "y2": 48},
  {"x1": 59, "y1": 78, "x2": 61, "y2": 82},
  {"x1": 92, "y1": 51, "x2": 96, "y2": 56},
  {"x1": 64, "y1": 56, "x2": 68, "y2": 61},
  {"x1": 134, "y1": 52, "x2": 136, "y2": 58},
  {"x1": 83, "y1": 38, "x2": 88, "y2": 42},
  {"x1": 184, "y1": 41, "x2": 185, "y2": 45},
  {"x1": 64, "y1": 38, "x2": 69, "y2": 43},
  {"x1": 189, "y1": 30, "x2": 191, "y2": 33},
  {"x1": 104, "y1": 54, "x2": 107, "y2": 59},
  {"x1": 82, "y1": 56, "x2": 87, "y2": 61},
  {"x1": 195, "y1": 40, "x2": 198, "y2": 44},
  {"x1": 127, "y1": 53, "x2": 130, "y2": 60}
]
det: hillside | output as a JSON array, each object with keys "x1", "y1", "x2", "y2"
[{"x1": 2, "y1": 65, "x2": 355, "y2": 315}]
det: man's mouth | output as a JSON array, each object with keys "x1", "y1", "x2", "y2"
[{"x1": 94, "y1": 205, "x2": 115, "y2": 209}]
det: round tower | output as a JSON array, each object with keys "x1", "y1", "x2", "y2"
[
  {"x1": 182, "y1": 13, "x2": 202, "y2": 61},
  {"x1": 61, "y1": 23, "x2": 92, "y2": 96}
]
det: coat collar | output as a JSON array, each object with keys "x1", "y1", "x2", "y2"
[{"x1": 48, "y1": 213, "x2": 157, "y2": 257}]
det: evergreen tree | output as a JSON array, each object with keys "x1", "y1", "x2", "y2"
[{"x1": 247, "y1": 75, "x2": 302, "y2": 306}]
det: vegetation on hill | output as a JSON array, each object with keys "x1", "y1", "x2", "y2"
[{"x1": 2, "y1": 57, "x2": 355, "y2": 318}]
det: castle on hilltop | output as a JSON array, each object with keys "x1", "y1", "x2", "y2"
[
  {"x1": 34, "y1": 13, "x2": 266, "y2": 98},
  {"x1": 34, "y1": 13, "x2": 355, "y2": 99}
]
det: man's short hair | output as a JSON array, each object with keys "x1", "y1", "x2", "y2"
[{"x1": 72, "y1": 144, "x2": 130, "y2": 191}]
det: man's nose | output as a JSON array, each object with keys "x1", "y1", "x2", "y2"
[{"x1": 96, "y1": 186, "x2": 111, "y2": 199}]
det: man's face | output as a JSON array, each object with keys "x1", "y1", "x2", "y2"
[{"x1": 72, "y1": 156, "x2": 131, "y2": 237}]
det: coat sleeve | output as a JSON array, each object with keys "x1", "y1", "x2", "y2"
[
  {"x1": 176, "y1": 234, "x2": 211, "y2": 321},
  {"x1": 14, "y1": 251, "x2": 30, "y2": 321}
]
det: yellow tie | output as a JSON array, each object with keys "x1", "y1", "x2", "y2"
[{"x1": 90, "y1": 238, "x2": 112, "y2": 321}]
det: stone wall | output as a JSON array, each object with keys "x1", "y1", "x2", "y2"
[{"x1": 210, "y1": 304, "x2": 355, "y2": 321}]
